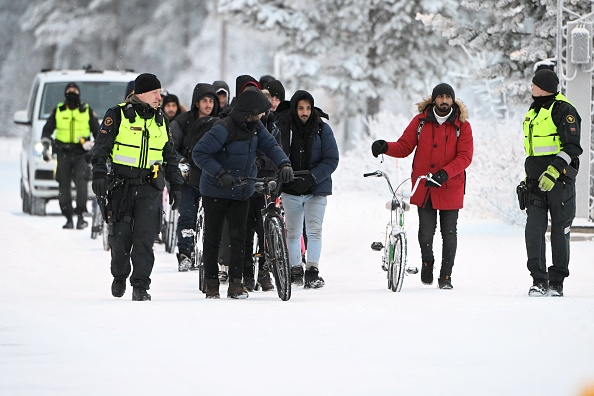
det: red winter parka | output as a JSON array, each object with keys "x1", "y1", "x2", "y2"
[{"x1": 384, "y1": 98, "x2": 473, "y2": 210}]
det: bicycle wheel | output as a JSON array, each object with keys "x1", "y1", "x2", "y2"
[
  {"x1": 265, "y1": 216, "x2": 291, "y2": 301},
  {"x1": 102, "y1": 221, "x2": 110, "y2": 251},
  {"x1": 90, "y1": 197, "x2": 101, "y2": 239},
  {"x1": 195, "y1": 204, "x2": 206, "y2": 292},
  {"x1": 388, "y1": 233, "x2": 405, "y2": 292},
  {"x1": 164, "y1": 208, "x2": 178, "y2": 253}
]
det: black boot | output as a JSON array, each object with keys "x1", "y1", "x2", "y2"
[
  {"x1": 304, "y1": 266, "x2": 325, "y2": 289},
  {"x1": 205, "y1": 279, "x2": 220, "y2": 299},
  {"x1": 76, "y1": 214, "x2": 88, "y2": 230},
  {"x1": 111, "y1": 279, "x2": 126, "y2": 298},
  {"x1": 132, "y1": 287, "x2": 151, "y2": 301},
  {"x1": 227, "y1": 278, "x2": 248, "y2": 299},
  {"x1": 438, "y1": 275, "x2": 453, "y2": 290},
  {"x1": 291, "y1": 265, "x2": 304, "y2": 286},
  {"x1": 528, "y1": 279, "x2": 548, "y2": 297},
  {"x1": 63, "y1": 217, "x2": 74, "y2": 229},
  {"x1": 257, "y1": 270, "x2": 274, "y2": 291},
  {"x1": 548, "y1": 280, "x2": 563, "y2": 297},
  {"x1": 420, "y1": 260, "x2": 434, "y2": 285}
]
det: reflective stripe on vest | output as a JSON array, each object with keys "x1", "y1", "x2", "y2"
[
  {"x1": 523, "y1": 93, "x2": 572, "y2": 157},
  {"x1": 54, "y1": 103, "x2": 91, "y2": 144},
  {"x1": 111, "y1": 105, "x2": 168, "y2": 169}
]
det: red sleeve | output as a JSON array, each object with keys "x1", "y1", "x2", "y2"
[{"x1": 384, "y1": 115, "x2": 422, "y2": 158}]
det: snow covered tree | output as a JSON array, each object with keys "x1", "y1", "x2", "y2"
[
  {"x1": 217, "y1": 0, "x2": 465, "y2": 118},
  {"x1": 417, "y1": 0, "x2": 591, "y2": 105}
]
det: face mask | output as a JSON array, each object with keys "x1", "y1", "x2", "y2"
[{"x1": 65, "y1": 92, "x2": 80, "y2": 104}]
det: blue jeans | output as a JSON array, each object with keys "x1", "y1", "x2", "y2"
[
  {"x1": 281, "y1": 193, "x2": 327, "y2": 268},
  {"x1": 176, "y1": 183, "x2": 200, "y2": 255}
]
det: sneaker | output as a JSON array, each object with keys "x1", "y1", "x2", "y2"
[
  {"x1": 63, "y1": 219, "x2": 74, "y2": 229},
  {"x1": 438, "y1": 275, "x2": 453, "y2": 290},
  {"x1": 304, "y1": 267, "x2": 325, "y2": 289},
  {"x1": 176, "y1": 253, "x2": 191, "y2": 272},
  {"x1": 227, "y1": 279, "x2": 249, "y2": 299},
  {"x1": 291, "y1": 265, "x2": 304, "y2": 286},
  {"x1": 548, "y1": 281, "x2": 563, "y2": 297},
  {"x1": 257, "y1": 270, "x2": 274, "y2": 291},
  {"x1": 111, "y1": 279, "x2": 126, "y2": 298},
  {"x1": 131, "y1": 287, "x2": 151, "y2": 301},
  {"x1": 243, "y1": 277, "x2": 255, "y2": 292},
  {"x1": 205, "y1": 279, "x2": 220, "y2": 299},
  {"x1": 76, "y1": 215, "x2": 88, "y2": 230},
  {"x1": 528, "y1": 279, "x2": 548, "y2": 297}
]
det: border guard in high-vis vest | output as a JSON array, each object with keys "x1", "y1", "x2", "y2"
[
  {"x1": 91, "y1": 73, "x2": 183, "y2": 302},
  {"x1": 42, "y1": 82, "x2": 100, "y2": 229},
  {"x1": 522, "y1": 69, "x2": 582, "y2": 298}
]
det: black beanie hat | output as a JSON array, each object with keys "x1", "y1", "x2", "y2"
[
  {"x1": 134, "y1": 73, "x2": 161, "y2": 95},
  {"x1": 264, "y1": 79, "x2": 286, "y2": 102},
  {"x1": 532, "y1": 69, "x2": 559, "y2": 93},
  {"x1": 64, "y1": 82, "x2": 80, "y2": 94},
  {"x1": 432, "y1": 83, "x2": 455, "y2": 102}
]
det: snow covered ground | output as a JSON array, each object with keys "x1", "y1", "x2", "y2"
[{"x1": 1, "y1": 136, "x2": 593, "y2": 396}]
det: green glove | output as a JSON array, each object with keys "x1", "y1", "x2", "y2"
[{"x1": 538, "y1": 165, "x2": 560, "y2": 192}]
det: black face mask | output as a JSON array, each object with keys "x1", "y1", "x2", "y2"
[{"x1": 65, "y1": 92, "x2": 80, "y2": 105}]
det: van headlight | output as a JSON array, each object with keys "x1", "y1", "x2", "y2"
[{"x1": 33, "y1": 141, "x2": 45, "y2": 156}]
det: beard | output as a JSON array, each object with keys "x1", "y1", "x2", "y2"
[{"x1": 435, "y1": 103, "x2": 452, "y2": 116}]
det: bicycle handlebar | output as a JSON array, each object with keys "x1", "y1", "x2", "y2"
[{"x1": 364, "y1": 170, "x2": 440, "y2": 196}]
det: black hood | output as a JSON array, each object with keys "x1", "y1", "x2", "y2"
[
  {"x1": 235, "y1": 75, "x2": 261, "y2": 96},
  {"x1": 191, "y1": 83, "x2": 220, "y2": 117},
  {"x1": 289, "y1": 90, "x2": 322, "y2": 129},
  {"x1": 229, "y1": 90, "x2": 271, "y2": 126},
  {"x1": 213, "y1": 80, "x2": 230, "y2": 97}
]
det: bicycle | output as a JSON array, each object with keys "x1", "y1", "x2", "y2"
[
  {"x1": 364, "y1": 170, "x2": 440, "y2": 292},
  {"x1": 237, "y1": 173, "x2": 308, "y2": 301}
]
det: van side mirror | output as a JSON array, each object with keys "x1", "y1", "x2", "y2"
[{"x1": 14, "y1": 110, "x2": 31, "y2": 125}]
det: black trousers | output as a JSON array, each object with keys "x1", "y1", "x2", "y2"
[
  {"x1": 525, "y1": 181, "x2": 575, "y2": 282},
  {"x1": 202, "y1": 196, "x2": 249, "y2": 281},
  {"x1": 109, "y1": 183, "x2": 162, "y2": 290},
  {"x1": 55, "y1": 151, "x2": 88, "y2": 219},
  {"x1": 417, "y1": 198, "x2": 459, "y2": 277},
  {"x1": 244, "y1": 193, "x2": 266, "y2": 277}
]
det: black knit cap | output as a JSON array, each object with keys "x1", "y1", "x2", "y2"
[
  {"x1": 264, "y1": 79, "x2": 286, "y2": 102},
  {"x1": 532, "y1": 69, "x2": 559, "y2": 93},
  {"x1": 432, "y1": 83, "x2": 455, "y2": 102},
  {"x1": 134, "y1": 73, "x2": 161, "y2": 95},
  {"x1": 64, "y1": 82, "x2": 80, "y2": 94},
  {"x1": 162, "y1": 94, "x2": 180, "y2": 107}
]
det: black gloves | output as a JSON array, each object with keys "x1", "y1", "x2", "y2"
[
  {"x1": 169, "y1": 189, "x2": 181, "y2": 210},
  {"x1": 279, "y1": 165, "x2": 294, "y2": 183},
  {"x1": 217, "y1": 171, "x2": 236, "y2": 188},
  {"x1": 425, "y1": 169, "x2": 448, "y2": 188},
  {"x1": 92, "y1": 178, "x2": 107, "y2": 198},
  {"x1": 41, "y1": 138, "x2": 52, "y2": 162},
  {"x1": 371, "y1": 140, "x2": 388, "y2": 158}
]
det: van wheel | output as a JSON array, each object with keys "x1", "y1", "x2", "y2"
[
  {"x1": 21, "y1": 184, "x2": 32, "y2": 214},
  {"x1": 30, "y1": 196, "x2": 47, "y2": 216}
]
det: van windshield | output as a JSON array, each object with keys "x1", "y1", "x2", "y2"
[{"x1": 39, "y1": 81, "x2": 130, "y2": 120}]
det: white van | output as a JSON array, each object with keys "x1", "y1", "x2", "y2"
[{"x1": 13, "y1": 68, "x2": 138, "y2": 215}]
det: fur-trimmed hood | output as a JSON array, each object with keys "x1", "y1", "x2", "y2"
[{"x1": 417, "y1": 97, "x2": 469, "y2": 123}]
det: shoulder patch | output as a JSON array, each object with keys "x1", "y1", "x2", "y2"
[
  {"x1": 104, "y1": 117, "x2": 113, "y2": 126},
  {"x1": 566, "y1": 115, "x2": 575, "y2": 123}
]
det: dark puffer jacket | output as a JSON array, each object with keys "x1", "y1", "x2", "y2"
[
  {"x1": 192, "y1": 89, "x2": 290, "y2": 201},
  {"x1": 279, "y1": 90, "x2": 339, "y2": 196}
]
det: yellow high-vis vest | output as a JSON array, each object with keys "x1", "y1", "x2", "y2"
[
  {"x1": 54, "y1": 103, "x2": 91, "y2": 144},
  {"x1": 523, "y1": 93, "x2": 572, "y2": 157},
  {"x1": 111, "y1": 104, "x2": 168, "y2": 169}
]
